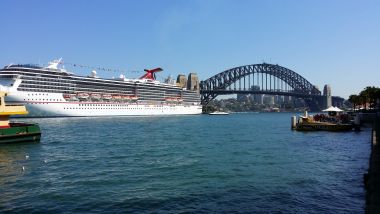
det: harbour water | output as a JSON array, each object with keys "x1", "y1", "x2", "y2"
[{"x1": 0, "y1": 113, "x2": 371, "y2": 213}]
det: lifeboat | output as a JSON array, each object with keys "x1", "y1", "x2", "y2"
[
  {"x1": 122, "y1": 95, "x2": 131, "y2": 101},
  {"x1": 165, "y1": 97, "x2": 181, "y2": 102},
  {"x1": 112, "y1": 95, "x2": 122, "y2": 100},
  {"x1": 90, "y1": 93, "x2": 101, "y2": 100},
  {"x1": 102, "y1": 94, "x2": 112, "y2": 100},
  {"x1": 63, "y1": 94, "x2": 71, "y2": 99},
  {"x1": 130, "y1": 96, "x2": 138, "y2": 101},
  {"x1": 63, "y1": 94, "x2": 78, "y2": 101},
  {"x1": 77, "y1": 93, "x2": 89, "y2": 101}
]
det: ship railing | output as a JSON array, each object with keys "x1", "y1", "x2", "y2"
[{"x1": 6, "y1": 64, "x2": 42, "y2": 69}]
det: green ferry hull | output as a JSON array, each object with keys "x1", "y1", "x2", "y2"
[
  {"x1": 0, "y1": 123, "x2": 41, "y2": 144},
  {"x1": 296, "y1": 122, "x2": 353, "y2": 132}
]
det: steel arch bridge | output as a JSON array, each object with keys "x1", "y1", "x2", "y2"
[{"x1": 200, "y1": 63, "x2": 321, "y2": 105}]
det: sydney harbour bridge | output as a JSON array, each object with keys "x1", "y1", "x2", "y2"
[{"x1": 199, "y1": 63, "x2": 343, "y2": 111}]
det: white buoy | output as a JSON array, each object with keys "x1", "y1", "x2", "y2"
[
  {"x1": 22, "y1": 166, "x2": 25, "y2": 171},
  {"x1": 25, "y1": 155, "x2": 29, "y2": 160}
]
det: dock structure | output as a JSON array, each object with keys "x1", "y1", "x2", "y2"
[{"x1": 365, "y1": 117, "x2": 380, "y2": 213}]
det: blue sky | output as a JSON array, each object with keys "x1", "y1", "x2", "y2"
[{"x1": 0, "y1": 0, "x2": 379, "y2": 98}]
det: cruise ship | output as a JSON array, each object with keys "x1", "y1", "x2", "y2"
[{"x1": 0, "y1": 59, "x2": 202, "y2": 117}]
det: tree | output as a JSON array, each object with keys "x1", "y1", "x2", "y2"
[
  {"x1": 349, "y1": 86, "x2": 380, "y2": 112},
  {"x1": 361, "y1": 86, "x2": 380, "y2": 109},
  {"x1": 359, "y1": 88, "x2": 370, "y2": 110},
  {"x1": 376, "y1": 88, "x2": 380, "y2": 109},
  {"x1": 348, "y1": 94, "x2": 359, "y2": 112}
]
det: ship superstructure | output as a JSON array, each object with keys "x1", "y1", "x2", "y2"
[{"x1": 0, "y1": 59, "x2": 202, "y2": 117}]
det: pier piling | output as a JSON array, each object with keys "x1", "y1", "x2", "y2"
[{"x1": 291, "y1": 116, "x2": 297, "y2": 129}]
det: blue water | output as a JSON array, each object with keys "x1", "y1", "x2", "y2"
[{"x1": 0, "y1": 113, "x2": 371, "y2": 213}]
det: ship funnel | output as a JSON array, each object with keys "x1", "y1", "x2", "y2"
[{"x1": 139, "y1": 68, "x2": 163, "y2": 80}]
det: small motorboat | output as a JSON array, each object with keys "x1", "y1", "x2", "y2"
[{"x1": 209, "y1": 111, "x2": 229, "y2": 115}]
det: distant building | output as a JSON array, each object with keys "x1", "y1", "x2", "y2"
[
  {"x1": 323, "y1": 84, "x2": 331, "y2": 96},
  {"x1": 274, "y1": 95, "x2": 284, "y2": 105},
  {"x1": 176, "y1": 75, "x2": 187, "y2": 88},
  {"x1": 263, "y1": 95, "x2": 275, "y2": 106},
  {"x1": 256, "y1": 94, "x2": 264, "y2": 104},
  {"x1": 187, "y1": 73, "x2": 200, "y2": 93},
  {"x1": 332, "y1": 96, "x2": 344, "y2": 108},
  {"x1": 251, "y1": 85, "x2": 263, "y2": 104},
  {"x1": 284, "y1": 96, "x2": 292, "y2": 103},
  {"x1": 294, "y1": 98, "x2": 306, "y2": 108},
  {"x1": 323, "y1": 84, "x2": 332, "y2": 108},
  {"x1": 237, "y1": 94, "x2": 249, "y2": 102}
]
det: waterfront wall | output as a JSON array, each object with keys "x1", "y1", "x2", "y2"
[
  {"x1": 365, "y1": 116, "x2": 380, "y2": 213},
  {"x1": 360, "y1": 113, "x2": 380, "y2": 124}
]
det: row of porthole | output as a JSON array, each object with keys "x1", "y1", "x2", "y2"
[
  {"x1": 78, "y1": 104, "x2": 169, "y2": 107},
  {"x1": 25, "y1": 99, "x2": 63, "y2": 101},
  {"x1": 62, "y1": 107, "x2": 171, "y2": 110},
  {"x1": 27, "y1": 93, "x2": 49, "y2": 96},
  {"x1": 26, "y1": 103, "x2": 181, "y2": 108}
]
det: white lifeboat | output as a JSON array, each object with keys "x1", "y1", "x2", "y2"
[
  {"x1": 130, "y1": 96, "x2": 138, "y2": 101},
  {"x1": 122, "y1": 95, "x2": 131, "y2": 101},
  {"x1": 165, "y1": 97, "x2": 175, "y2": 102},
  {"x1": 77, "y1": 93, "x2": 89, "y2": 100},
  {"x1": 90, "y1": 93, "x2": 101, "y2": 100},
  {"x1": 102, "y1": 94, "x2": 112, "y2": 100},
  {"x1": 112, "y1": 94, "x2": 122, "y2": 100},
  {"x1": 63, "y1": 94, "x2": 78, "y2": 101}
]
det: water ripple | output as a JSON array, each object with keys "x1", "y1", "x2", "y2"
[{"x1": 0, "y1": 113, "x2": 370, "y2": 213}]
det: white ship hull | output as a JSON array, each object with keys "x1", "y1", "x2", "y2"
[
  {"x1": 0, "y1": 60, "x2": 203, "y2": 117},
  {"x1": 5, "y1": 92, "x2": 202, "y2": 117}
]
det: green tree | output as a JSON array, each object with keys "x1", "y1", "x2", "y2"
[
  {"x1": 348, "y1": 94, "x2": 360, "y2": 112},
  {"x1": 359, "y1": 88, "x2": 370, "y2": 110},
  {"x1": 349, "y1": 86, "x2": 380, "y2": 111},
  {"x1": 361, "y1": 86, "x2": 380, "y2": 109}
]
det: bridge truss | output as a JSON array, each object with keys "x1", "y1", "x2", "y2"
[{"x1": 200, "y1": 63, "x2": 321, "y2": 105}]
